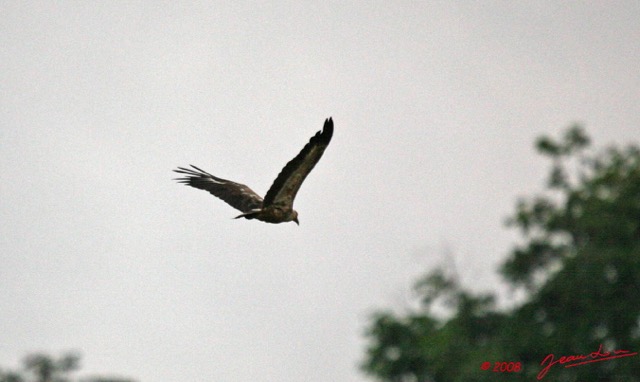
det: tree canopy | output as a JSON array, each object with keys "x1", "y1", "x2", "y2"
[
  {"x1": 361, "y1": 125, "x2": 640, "y2": 381},
  {"x1": 0, "y1": 352, "x2": 136, "y2": 382}
]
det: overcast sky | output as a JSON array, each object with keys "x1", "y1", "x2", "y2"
[{"x1": 1, "y1": 2, "x2": 639, "y2": 381}]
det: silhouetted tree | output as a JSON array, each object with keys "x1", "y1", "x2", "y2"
[
  {"x1": 22, "y1": 352, "x2": 79, "y2": 382},
  {"x1": 0, "y1": 353, "x2": 136, "y2": 382}
]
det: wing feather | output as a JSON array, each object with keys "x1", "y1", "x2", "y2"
[
  {"x1": 263, "y1": 118, "x2": 334, "y2": 208},
  {"x1": 174, "y1": 165, "x2": 263, "y2": 212}
]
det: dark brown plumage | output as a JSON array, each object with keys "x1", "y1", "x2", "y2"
[{"x1": 174, "y1": 117, "x2": 334, "y2": 225}]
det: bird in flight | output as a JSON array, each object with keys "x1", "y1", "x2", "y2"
[{"x1": 174, "y1": 117, "x2": 334, "y2": 225}]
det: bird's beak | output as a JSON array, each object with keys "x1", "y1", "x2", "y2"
[{"x1": 293, "y1": 217, "x2": 299, "y2": 225}]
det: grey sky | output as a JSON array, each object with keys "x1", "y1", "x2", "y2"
[{"x1": 1, "y1": 2, "x2": 638, "y2": 381}]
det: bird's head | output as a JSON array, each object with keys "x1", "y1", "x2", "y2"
[{"x1": 291, "y1": 210, "x2": 299, "y2": 225}]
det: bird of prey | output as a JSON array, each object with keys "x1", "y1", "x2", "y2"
[{"x1": 174, "y1": 117, "x2": 334, "y2": 225}]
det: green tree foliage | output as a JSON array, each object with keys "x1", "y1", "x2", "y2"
[
  {"x1": 361, "y1": 125, "x2": 640, "y2": 381},
  {"x1": 0, "y1": 353, "x2": 136, "y2": 382},
  {"x1": 23, "y1": 352, "x2": 80, "y2": 382},
  {"x1": 0, "y1": 369, "x2": 25, "y2": 382}
]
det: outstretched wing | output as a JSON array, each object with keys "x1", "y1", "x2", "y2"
[
  {"x1": 174, "y1": 165, "x2": 263, "y2": 212},
  {"x1": 263, "y1": 117, "x2": 334, "y2": 208}
]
